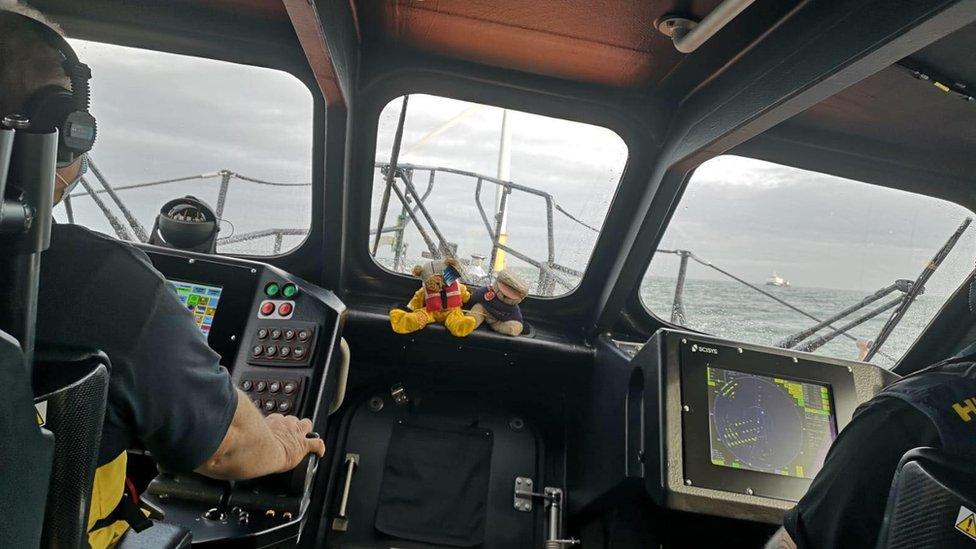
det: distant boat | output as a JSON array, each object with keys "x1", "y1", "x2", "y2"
[{"x1": 765, "y1": 272, "x2": 790, "y2": 287}]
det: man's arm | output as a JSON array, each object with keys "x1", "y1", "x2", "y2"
[
  {"x1": 765, "y1": 528, "x2": 797, "y2": 549},
  {"x1": 196, "y1": 389, "x2": 326, "y2": 480}
]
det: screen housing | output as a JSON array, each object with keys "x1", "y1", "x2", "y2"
[
  {"x1": 146, "y1": 249, "x2": 259, "y2": 367},
  {"x1": 679, "y1": 338, "x2": 858, "y2": 502}
]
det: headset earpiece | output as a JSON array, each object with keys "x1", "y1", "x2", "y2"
[
  {"x1": 22, "y1": 85, "x2": 73, "y2": 130},
  {"x1": 12, "y1": 16, "x2": 97, "y2": 166}
]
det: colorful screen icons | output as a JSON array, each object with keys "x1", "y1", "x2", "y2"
[{"x1": 170, "y1": 279, "x2": 224, "y2": 337}]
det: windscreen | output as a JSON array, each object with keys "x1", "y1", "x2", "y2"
[
  {"x1": 642, "y1": 156, "x2": 976, "y2": 368},
  {"x1": 58, "y1": 40, "x2": 314, "y2": 256},
  {"x1": 169, "y1": 280, "x2": 223, "y2": 337},
  {"x1": 707, "y1": 367, "x2": 837, "y2": 479},
  {"x1": 370, "y1": 94, "x2": 628, "y2": 297}
]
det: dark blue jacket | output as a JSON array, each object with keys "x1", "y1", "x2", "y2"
[{"x1": 878, "y1": 348, "x2": 976, "y2": 458}]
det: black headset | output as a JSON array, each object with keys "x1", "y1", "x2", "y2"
[{"x1": 13, "y1": 15, "x2": 97, "y2": 166}]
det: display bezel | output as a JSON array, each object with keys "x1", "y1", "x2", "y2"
[
  {"x1": 147, "y1": 250, "x2": 259, "y2": 367},
  {"x1": 679, "y1": 339, "x2": 858, "y2": 502}
]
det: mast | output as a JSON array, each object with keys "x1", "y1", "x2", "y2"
[{"x1": 492, "y1": 109, "x2": 512, "y2": 272}]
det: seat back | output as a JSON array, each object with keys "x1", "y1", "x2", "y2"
[
  {"x1": 877, "y1": 447, "x2": 976, "y2": 549},
  {"x1": 33, "y1": 347, "x2": 109, "y2": 549},
  {"x1": 0, "y1": 330, "x2": 55, "y2": 548}
]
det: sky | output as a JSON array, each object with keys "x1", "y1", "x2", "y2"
[{"x1": 57, "y1": 38, "x2": 976, "y2": 303}]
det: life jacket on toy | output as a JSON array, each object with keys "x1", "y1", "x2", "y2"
[
  {"x1": 877, "y1": 343, "x2": 976, "y2": 459},
  {"x1": 424, "y1": 281, "x2": 462, "y2": 312}
]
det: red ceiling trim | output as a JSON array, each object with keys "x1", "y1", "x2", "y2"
[{"x1": 282, "y1": 0, "x2": 345, "y2": 106}]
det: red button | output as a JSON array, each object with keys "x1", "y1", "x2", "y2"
[
  {"x1": 278, "y1": 302, "x2": 293, "y2": 316},
  {"x1": 260, "y1": 302, "x2": 275, "y2": 316}
]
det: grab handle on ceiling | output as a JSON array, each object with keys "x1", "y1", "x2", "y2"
[{"x1": 658, "y1": 0, "x2": 757, "y2": 54}]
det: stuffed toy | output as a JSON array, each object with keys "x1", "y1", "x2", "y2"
[
  {"x1": 389, "y1": 258, "x2": 477, "y2": 337},
  {"x1": 468, "y1": 269, "x2": 529, "y2": 336}
]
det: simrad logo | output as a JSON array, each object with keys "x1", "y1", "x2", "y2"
[{"x1": 691, "y1": 343, "x2": 718, "y2": 355}]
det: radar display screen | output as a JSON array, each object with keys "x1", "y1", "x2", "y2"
[
  {"x1": 169, "y1": 280, "x2": 223, "y2": 337},
  {"x1": 707, "y1": 367, "x2": 837, "y2": 479}
]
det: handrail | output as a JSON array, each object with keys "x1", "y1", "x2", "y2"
[{"x1": 373, "y1": 162, "x2": 588, "y2": 294}]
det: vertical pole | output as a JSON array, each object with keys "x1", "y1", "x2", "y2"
[
  {"x1": 0, "y1": 128, "x2": 57, "y2": 367},
  {"x1": 493, "y1": 109, "x2": 512, "y2": 272},
  {"x1": 488, "y1": 189, "x2": 509, "y2": 277},
  {"x1": 392, "y1": 208, "x2": 408, "y2": 271},
  {"x1": 215, "y1": 169, "x2": 232, "y2": 221},
  {"x1": 63, "y1": 193, "x2": 74, "y2": 224},
  {"x1": 372, "y1": 96, "x2": 410, "y2": 256},
  {"x1": 671, "y1": 251, "x2": 690, "y2": 325},
  {"x1": 273, "y1": 232, "x2": 284, "y2": 254}
]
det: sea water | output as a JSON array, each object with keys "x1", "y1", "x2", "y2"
[{"x1": 640, "y1": 276, "x2": 945, "y2": 368}]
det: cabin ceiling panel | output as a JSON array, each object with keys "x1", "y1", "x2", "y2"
[{"x1": 354, "y1": 0, "x2": 727, "y2": 87}]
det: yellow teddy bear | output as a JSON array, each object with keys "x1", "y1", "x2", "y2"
[{"x1": 389, "y1": 258, "x2": 477, "y2": 337}]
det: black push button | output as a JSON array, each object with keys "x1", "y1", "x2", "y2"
[
  {"x1": 280, "y1": 346, "x2": 291, "y2": 358},
  {"x1": 270, "y1": 329, "x2": 282, "y2": 340},
  {"x1": 284, "y1": 329, "x2": 296, "y2": 340},
  {"x1": 266, "y1": 345, "x2": 278, "y2": 357},
  {"x1": 255, "y1": 380, "x2": 267, "y2": 392},
  {"x1": 293, "y1": 347, "x2": 305, "y2": 359},
  {"x1": 241, "y1": 380, "x2": 253, "y2": 391},
  {"x1": 252, "y1": 399, "x2": 261, "y2": 407},
  {"x1": 269, "y1": 381, "x2": 281, "y2": 393},
  {"x1": 277, "y1": 401, "x2": 290, "y2": 413},
  {"x1": 262, "y1": 400, "x2": 276, "y2": 412},
  {"x1": 283, "y1": 381, "x2": 297, "y2": 394},
  {"x1": 251, "y1": 345, "x2": 263, "y2": 357},
  {"x1": 257, "y1": 328, "x2": 269, "y2": 340},
  {"x1": 297, "y1": 330, "x2": 310, "y2": 341}
]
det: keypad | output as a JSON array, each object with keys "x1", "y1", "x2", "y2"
[
  {"x1": 241, "y1": 377, "x2": 303, "y2": 416},
  {"x1": 247, "y1": 323, "x2": 316, "y2": 367}
]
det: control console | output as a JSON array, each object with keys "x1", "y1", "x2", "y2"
[{"x1": 138, "y1": 247, "x2": 346, "y2": 545}]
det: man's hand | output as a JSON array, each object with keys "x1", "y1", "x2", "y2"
[
  {"x1": 265, "y1": 414, "x2": 326, "y2": 473},
  {"x1": 197, "y1": 390, "x2": 326, "y2": 480}
]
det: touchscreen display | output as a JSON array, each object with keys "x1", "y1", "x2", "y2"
[
  {"x1": 707, "y1": 367, "x2": 837, "y2": 479},
  {"x1": 169, "y1": 280, "x2": 223, "y2": 337}
]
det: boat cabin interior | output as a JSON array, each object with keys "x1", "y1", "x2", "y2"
[{"x1": 4, "y1": 0, "x2": 976, "y2": 547}]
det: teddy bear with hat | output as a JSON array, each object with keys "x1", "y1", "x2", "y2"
[
  {"x1": 389, "y1": 257, "x2": 478, "y2": 337},
  {"x1": 467, "y1": 268, "x2": 529, "y2": 336}
]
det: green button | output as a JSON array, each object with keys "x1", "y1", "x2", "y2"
[
  {"x1": 265, "y1": 282, "x2": 280, "y2": 297},
  {"x1": 282, "y1": 283, "x2": 298, "y2": 298}
]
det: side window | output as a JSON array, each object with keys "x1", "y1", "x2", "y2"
[
  {"x1": 641, "y1": 156, "x2": 975, "y2": 367},
  {"x1": 369, "y1": 94, "x2": 628, "y2": 297},
  {"x1": 56, "y1": 40, "x2": 313, "y2": 255}
]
